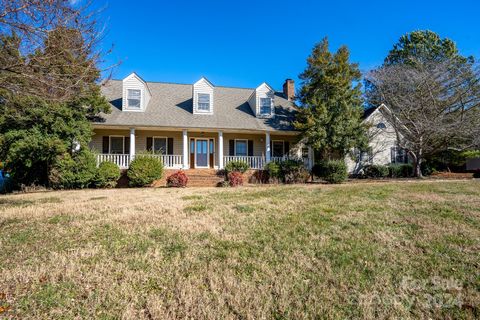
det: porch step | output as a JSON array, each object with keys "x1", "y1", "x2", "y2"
[{"x1": 185, "y1": 169, "x2": 224, "y2": 187}]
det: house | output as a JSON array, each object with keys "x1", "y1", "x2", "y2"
[
  {"x1": 90, "y1": 73, "x2": 313, "y2": 172},
  {"x1": 346, "y1": 104, "x2": 410, "y2": 174}
]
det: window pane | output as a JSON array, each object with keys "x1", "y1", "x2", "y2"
[
  {"x1": 153, "y1": 138, "x2": 167, "y2": 155},
  {"x1": 198, "y1": 93, "x2": 210, "y2": 111},
  {"x1": 235, "y1": 140, "x2": 247, "y2": 156},
  {"x1": 272, "y1": 141, "x2": 284, "y2": 157},
  {"x1": 260, "y1": 98, "x2": 271, "y2": 114},
  {"x1": 127, "y1": 89, "x2": 141, "y2": 108},
  {"x1": 110, "y1": 137, "x2": 124, "y2": 154}
]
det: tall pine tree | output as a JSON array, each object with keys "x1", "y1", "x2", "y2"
[{"x1": 294, "y1": 38, "x2": 367, "y2": 159}]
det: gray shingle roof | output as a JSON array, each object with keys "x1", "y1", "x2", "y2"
[{"x1": 94, "y1": 80, "x2": 298, "y2": 132}]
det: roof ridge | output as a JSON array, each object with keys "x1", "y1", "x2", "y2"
[{"x1": 109, "y1": 78, "x2": 261, "y2": 91}]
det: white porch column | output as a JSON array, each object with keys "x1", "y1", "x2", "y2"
[
  {"x1": 129, "y1": 128, "x2": 135, "y2": 162},
  {"x1": 218, "y1": 131, "x2": 224, "y2": 169},
  {"x1": 182, "y1": 129, "x2": 188, "y2": 169},
  {"x1": 265, "y1": 131, "x2": 271, "y2": 163}
]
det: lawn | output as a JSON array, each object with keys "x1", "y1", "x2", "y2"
[{"x1": 0, "y1": 181, "x2": 479, "y2": 319}]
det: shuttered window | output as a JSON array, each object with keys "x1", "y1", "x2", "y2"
[
  {"x1": 272, "y1": 141, "x2": 284, "y2": 157},
  {"x1": 153, "y1": 137, "x2": 167, "y2": 155},
  {"x1": 110, "y1": 136, "x2": 124, "y2": 154},
  {"x1": 235, "y1": 140, "x2": 248, "y2": 156}
]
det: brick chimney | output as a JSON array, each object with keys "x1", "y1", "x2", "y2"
[{"x1": 283, "y1": 79, "x2": 295, "y2": 101}]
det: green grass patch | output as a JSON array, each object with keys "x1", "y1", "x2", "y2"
[
  {"x1": 234, "y1": 204, "x2": 255, "y2": 213},
  {"x1": 181, "y1": 195, "x2": 203, "y2": 200},
  {"x1": 184, "y1": 203, "x2": 209, "y2": 213},
  {"x1": 1, "y1": 181, "x2": 479, "y2": 319}
]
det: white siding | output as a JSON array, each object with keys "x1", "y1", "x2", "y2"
[
  {"x1": 122, "y1": 73, "x2": 151, "y2": 112},
  {"x1": 90, "y1": 129, "x2": 183, "y2": 155},
  {"x1": 248, "y1": 83, "x2": 275, "y2": 118},
  {"x1": 346, "y1": 109, "x2": 398, "y2": 173},
  {"x1": 193, "y1": 78, "x2": 214, "y2": 114}
]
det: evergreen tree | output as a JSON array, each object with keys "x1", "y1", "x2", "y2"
[
  {"x1": 384, "y1": 30, "x2": 469, "y2": 66},
  {"x1": 0, "y1": 27, "x2": 109, "y2": 187},
  {"x1": 294, "y1": 38, "x2": 367, "y2": 158}
]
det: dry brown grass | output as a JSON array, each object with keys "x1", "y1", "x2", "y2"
[{"x1": 1, "y1": 180, "x2": 479, "y2": 319}]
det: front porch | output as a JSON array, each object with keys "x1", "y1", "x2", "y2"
[{"x1": 91, "y1": 128, "x2": 313, "y2": 170}]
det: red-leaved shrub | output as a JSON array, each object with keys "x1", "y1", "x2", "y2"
[
  {"x1": 166, "y1": 170, "x2": 188, "y2": 187},
  {"x1": 228, "y1": 171, "x2": 243, "y2": 187}
]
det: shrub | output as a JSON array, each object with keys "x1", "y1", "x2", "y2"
[
  {"x1": 314, "y1": 160, "x2": 347, "y2": 184},
  {"x1": 473, "y1": 171, "x2": 480, "y2": 179},
  {"x1": 225, "y1": 160, "x2": 249, "y2": 174},
  {"x1": 228, "y1": 171, "x2": 243, "y2": 187},
  {"x1": 388, "y1": 164, "x2": 413, "y2": 178},
  {"x1": 167, "y1": 170, "x2": 188, "y2": 187},
  {"x1": 127, "y1": 155, "x2": 164, "y2": 187},
  {"x1": 280, "y1": 160, "x2": 309, "y2": 184},
  {"x1": 264, "y1": 161, "x2": 281, "y2": 182},
  {"x1": 421, "y1": 162, "x2": 435, "y2": 176},
  {"x1": 95, "y1": 161, "x2": 121, "y2": 188},
  {"x1": 311, "y1": 161, "x2": 329, "y2": 179},
  {"x1": 363, "y1": 165, "x2": 389, "y2": 178},
  {"x1": 49, "y1": 149, "x2": 97, "y2": 189}
]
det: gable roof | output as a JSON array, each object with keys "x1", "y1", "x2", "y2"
[
  {"x1": 123, "y1": 72, "x2": 152, "y2": 96},
  {"x1": 94, "y1": 80, "x2": 297, "y2": 132},
  {"x1": 194, "y1": 77, "x2": 214, "y2": 88},
  {"x1": 362, "y1": 106, "x2": 378, "y2": 119}
]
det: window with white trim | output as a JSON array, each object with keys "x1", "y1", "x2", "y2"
[
  {"x1": 153, "y1": 137, "x2": 167, "y2": 155},
  {"x1": 127, "y1": 89, "x2": 141, "y2": 109},
  {"x1": 235, "y1": 140, "x2": 247, "y2": 156},
  {"x1": 272, "y1": 141, "x2": 284, "y2": 157},
  {"x1": 110, "y1": 136, "x2": 124, "y2": 154},
  {"x1": 260, "y1": 97, "x2": 272, "y2": 115},
  {"x1": 197, "y1": 93, "x2": 211, "y2": 111}
]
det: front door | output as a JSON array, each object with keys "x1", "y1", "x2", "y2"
[{"x1": 195, "y1": 139, "x2": 209, "y2": 168}]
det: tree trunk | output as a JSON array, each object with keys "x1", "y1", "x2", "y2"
[{"x1": 413, "y1": 149, "x2": 423, "y2": 178}]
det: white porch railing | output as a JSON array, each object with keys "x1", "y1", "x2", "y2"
[
  {"x1": 148, "y1": 154, "x2": 183, "y2": 168},
  {"x1": 223, "y1": 156, "x2": 265, "y2": 169},
  {"x1": 96, "y1": 154, "x2": 183, "y2": 169},
  {"x1": 96, "y1": 154, "x2": 131, "y2": 169}
]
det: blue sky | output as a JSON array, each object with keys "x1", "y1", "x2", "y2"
[{"x1": 98, "y1": 0, "x2": 480, "y2": 91}]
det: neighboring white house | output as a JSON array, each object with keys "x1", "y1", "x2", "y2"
[{"x1": 346, "y1": 104, "x2": 409, "y2": 174}]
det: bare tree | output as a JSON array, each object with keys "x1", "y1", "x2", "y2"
[
  {"x1": 0, "y1": 0, "x2": 112, "y2": 102},
  {"x1": 367, "y1": 59, "x2": 480, "y2": 177}
]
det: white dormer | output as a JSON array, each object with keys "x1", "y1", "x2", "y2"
[
  {"x1": 193, "y1": 77, "x2": 214, "y2": 114},
  {"x1": 248, "y1": 82, "x2": 275, "y2": 118},
  {"x1": 122, "y1": 72, "x2": 151, "y2": 112}
]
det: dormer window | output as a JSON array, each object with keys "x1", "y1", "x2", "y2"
[
  {"x1": 127, "y1": 89, "x2": 141, "y2": 109},
  {"x1": 198, "y1": 93, "x2": 211, "y2": 112},
  {"x1": 260, "y1": 98, "x2": 272, "y2": 115}
]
